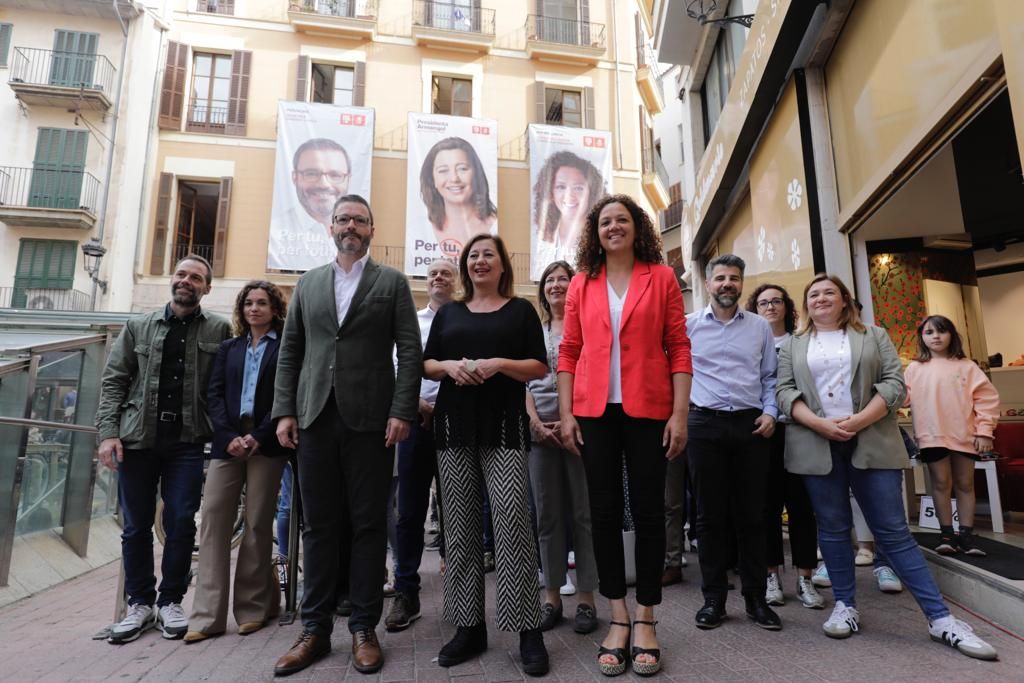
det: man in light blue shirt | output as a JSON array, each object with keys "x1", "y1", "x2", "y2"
[
  {"x1": 686, "y1": 254, "x2": 781, "y2": 633},
  {"x1": 239, "y1": 330, "x2": 277, "y2": 421}
]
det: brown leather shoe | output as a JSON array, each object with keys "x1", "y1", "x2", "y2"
[
  {"x1": 274, "y1": 630, "x2": 330, "y2": 677},
  {"x1": 352, "y1": 629, "x2": 384, "y2": 674},
  {"x1": 661, "y1": 565, "x2": 684, "y2": 586}
]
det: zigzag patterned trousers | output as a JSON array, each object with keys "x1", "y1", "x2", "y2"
[{"x1": 436, "y1": 445, "x2": 542, "y2": 631}]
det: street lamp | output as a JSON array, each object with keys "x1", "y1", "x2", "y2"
[{"x1": 81, "y1": 237, "x2": 108, "y2": 293}]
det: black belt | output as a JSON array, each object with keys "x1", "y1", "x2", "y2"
[
  {"x1": 158, "y1": 411, "x2": 179, "y2": 422},
  {"x1": 689, "y1": 404, "x2": 761, "y2": 418}
]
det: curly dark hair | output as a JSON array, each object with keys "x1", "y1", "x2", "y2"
[
  {"x1": 419, "y1": 137, "x2": 496, "y2": 231},
  {"x1": 574, "y1": 194, "x2": 664, "y2": 277},
  {"x1": 745, "y1": 283, "x2": 797, "y2": 334},
  {"x1": 532, "y1": 151, "x2": 605, "y2": 243},
  {"x1": 232, "y1": 280, "x2": 288, "y2": 337},
  {"x1": 536, "y1": 260, "x2": 575, "y2": 324}
]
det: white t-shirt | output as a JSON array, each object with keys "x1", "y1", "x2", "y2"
[
  {"x1": 806, "y1": 329, "x2": 854, "y2": 418},
  {"x1": 607, "y1": 281, "x2": 627, "y2": 404}
]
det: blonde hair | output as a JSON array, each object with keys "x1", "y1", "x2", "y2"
[{"x1": 796, "y1": 273, "x2": 866, "y2": 336}]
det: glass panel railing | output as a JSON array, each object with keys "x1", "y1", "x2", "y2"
[{"x1": 17, "y1": 427, "x2": 70, "y2": 535}]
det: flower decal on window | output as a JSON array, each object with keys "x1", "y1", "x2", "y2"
[
  {"x1": 787, "y1": 179, "x2": 803, "y2": 210},
  {"x1": 791, "y1": 238, "x2": 801, "y2": 270}
]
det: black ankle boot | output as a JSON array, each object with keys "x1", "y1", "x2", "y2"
[
  {"x1": 519, "y1": 628, "x2": 549, "y2": 677},
  {"x1": 438, "y1": 623, "x2": 487, "y2": 667}
]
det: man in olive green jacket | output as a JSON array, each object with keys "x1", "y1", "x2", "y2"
[
  {"x1": 95, "y1": 255, "x2": 231, "y2": 645},
  {"x1": 272, "y1": 194, "x2": 421, "y2": 677}
]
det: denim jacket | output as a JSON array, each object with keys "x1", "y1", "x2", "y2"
[{"x1": 96, "y1": 306, "x2": 231, "y2": 449}]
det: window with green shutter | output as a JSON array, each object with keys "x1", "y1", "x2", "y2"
[
  {"x1": 0, "y1": 24, "x2": 12, "y2": 68},
  {"x1": 49, "y1": 29, "x2": 98, "y2": 87},
  {"x1": 12, "y1": 240, "x2": 77, "y2": 307},
  {"x1": 29, "y1": 128, "x2": 88, "y2": 209}
]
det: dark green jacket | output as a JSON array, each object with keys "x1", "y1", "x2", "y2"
[
  {"x1": 272, "y1": 258, "x2": 422, "y2": 431},
  {"x1": 95, "y1": 306, "x2": 232, "y2": 448}
]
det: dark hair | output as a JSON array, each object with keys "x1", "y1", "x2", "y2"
[
  {"x1": 745, "y1": 283, "x2": 797, "y2": 334},
  {"x1": 915, "y1": 314, "x2": 966, "y2": 361},
  {"x1": 232, "y1": 280, "x2": 288, "y2": 337},
  {"x1": 419, "y1": 137, "x2": 496, "y2": 231},
  {"x1": 796, "y1": 273, "x2": 866, "y2": 335},
  {"x1": 575, "y1": 194, "x2": 664, "y2": 277},
  {"x1": 459, "y1": 233, "x2": 514, "y2": 300},
  {"x1": 292, "y1": 137, "x2": 351, "y2": 174},
  {"x1": 705, "y1": 253, "x2": 746, "y2": 279},
  {"x1": 174, "y1": 254, "x2": 213, "y2": 285},
  {"x1": 532, "y1": 151, "x2": 605, "y2": 242},
  {"x1": 537, "y1": 260, "x2": 575, "y2": 324},
  {"x1": 331, "y1": 193, "x2": 374, "y2": 226}
]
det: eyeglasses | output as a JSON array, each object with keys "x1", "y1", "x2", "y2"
[
  {"x1": 756, "y1": 298, "x2": 785, "y2": 309},
  {"x1": 333, "y1": 214, "x2": 371, "y2": 227},
  {"x1": 297, "y1": 169, "x2": 351, "y2": 184}
]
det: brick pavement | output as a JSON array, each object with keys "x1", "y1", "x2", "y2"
[{"x1": 1, "y1": 548, "x2": 1022, "y2": 682}]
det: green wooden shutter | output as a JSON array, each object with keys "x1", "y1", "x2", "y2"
[
  {"x1": 50, "y1": 30, "x2": 98, "y2": 87},
  {"x1": 0, "y1": 24, "x2": 12, "y2": 68},
  {"x1": 13, "y1": 240, "x2": 77, "y2": 306},
  {"x1": 29, "y1": 128, "x2": 88, "y2": 209}
]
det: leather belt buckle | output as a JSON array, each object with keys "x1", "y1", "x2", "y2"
[{"x1": 159, "y1": 411, "x2": 178, "y2": 422}]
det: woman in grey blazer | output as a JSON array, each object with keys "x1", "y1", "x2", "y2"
[{"x1": 776, "y1": 274, "x2": 995, "y2": 660}]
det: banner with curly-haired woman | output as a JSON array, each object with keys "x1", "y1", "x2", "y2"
[
  {"x1": 405, "y1": 112, "x2": 498, "y2": 276},
  {"x1": 528, "y1": 125, "x2": 611, "y2": 281}
]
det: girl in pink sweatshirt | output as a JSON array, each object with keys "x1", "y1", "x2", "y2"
[{"x1": 905, "y1": 315, "x2": 1000, "y2": 557}]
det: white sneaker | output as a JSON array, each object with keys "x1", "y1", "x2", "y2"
[
  {"x1": 822, "y1": 600, "x2": 859, "y2": 639},
  {"x1": 679, "y1": 554, "x2": 688, "y2": 567},
  {"x1": 108, "y1": 603, "x2": 157, "y2": 644},
  {"x1": 929, "y1": 616, "x2": 998, "y2": 660},
  {"x1": 811, "y1": 564, "x2": 831, "y2": 588},
  {"x1": 560, "y1": 576, "x2": 576, "y2": 596},
  {"x1": 765, "y1": 572, "x2": 784, "y2": 606},
  {"x1": 157, "y1": 603, "x2": 188, "y2": 640},
  {"x1": 854, "y1": 548, "x2": 875, "y2": 566},
  {"x1": 797, "y1": 576, "x2": 825, "y2": 609},
  {"x1": 874, "y1": 566, "x2": 903, "y2": 593}
]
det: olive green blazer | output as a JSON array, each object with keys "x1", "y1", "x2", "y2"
[
  {"x1": 776, "y1": 325, "x2": 908, "y2": 475},
  {"x1": 272, "y1": 258, "x2": 422, "y2": 432}
]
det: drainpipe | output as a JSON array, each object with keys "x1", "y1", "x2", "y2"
[{"x1": 609, "y1": 2, "x2": 624, "y2": 170}]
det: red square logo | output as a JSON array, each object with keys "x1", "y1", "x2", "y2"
[
  {"x1": 340, "y1": 113, "x2": 352, "y2": 125},
  {"x1": 472, "y1": 125, "x2": 490, "y2": 135},
  {"x1": 354, "y1": 114, "x2": 366, "y2": 126},
  {"x1": 583, "y1": 136, "x2": 594, "y2": 147}
]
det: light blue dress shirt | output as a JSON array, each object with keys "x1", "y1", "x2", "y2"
[
  {"x1": 239, "y1": 330, "x2": 277, "y2": 419},
  {"x1": 686, "y1": 305, "x2": 778, "y2": 418}
]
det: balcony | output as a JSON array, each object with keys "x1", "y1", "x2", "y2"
[
  {"x1": 525, "y1": 14, "x2": 606, "y2": 65},
  {"x1": 636, "y1": 45, "x2": 665, "y2": 114},
  {"x1": 412, "y1": 1, "x2": 496, "y2": 53},
  {"x1": 0, "y1": 287, "x2": 92, "y2": 311},
  {"x1": 661, "y1": 198, "x2": 684, "y2": 232},
  {"x1": 288, "y1": 0, "x2": 378, "y2": 40},
  {"x1": 7, "y1": 48, "x2": 116, "y2": 112},
  {"x1": 195, "y1": 0, "x2": 233, "y2": 14},
  {"x1": 641, "y1": 149, "x2": 671, "y2": 211},
  {"x1": 0, "y1": 166, "x2": 100, "y2": 230},
  {"x1": 185, "y1": 102, "x2": 228, "y2": 134}
]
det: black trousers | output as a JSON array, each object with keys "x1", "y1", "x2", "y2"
[
  {"x1": 297, "y1": 402, "x2": 393, "y2": 635},
  {"x1": 687, "y1": 408, "x2": 769, "y2": 602},
  {"x1": 578, "y1": 404, "x2": 667, "y2": 606},
  {"x1": 764, "y1": 425, "x2": 818, "y2": 569},
  {"x1": 394, "y1": 422, "x2": 442, "y2": 596}
]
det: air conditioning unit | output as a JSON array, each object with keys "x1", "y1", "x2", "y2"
[{"x1": 923, "y1": 234, "x2": 972, "y2": 250}]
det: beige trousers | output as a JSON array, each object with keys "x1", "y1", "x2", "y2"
[{"x1": 189, "y1": 453, "x2": 287, "y2": 634}]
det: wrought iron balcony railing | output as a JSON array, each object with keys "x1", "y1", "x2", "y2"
[
  {"x1": 7, "y1": 47, "x2": 116, "y2": 94},
  {"x1": 413, "y1": 0, "x2": 495, "y2": 36},
  {"x1": 186, "y1": 102, "x2": 229, "y2": 133},
  {"x1": 174, "y1": 243, "x2": 214, "y2": 263},
  {"x1": 0, "y1": 287, "x2": 93, "y2": 311},
  {"x1": 0, "y1": 166, "x2": 100, "y2": 213},
  {"x1": 288, "y1": 0, "x2": 377, "y2": 19},
  {"x1": 525, "y1": 14, "x2": 606, "y2": 49},
  {"x1": 196, "y1": 0, "x2": 234, "y2": 14}
]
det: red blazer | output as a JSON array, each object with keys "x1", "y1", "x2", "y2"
[{"x1": 558, "y1": 261, "x2": 692, "y2": 419}]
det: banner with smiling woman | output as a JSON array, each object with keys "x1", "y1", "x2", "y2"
[
  {"x1": 528, "y1": 124, "x2": 612, "y2": 281},
  {"x1": 267, "y1": 101, "x2": 375, "y2": 272},
  {"x1": 405, "y1": 112, "x2": 499, "y2": 276}
]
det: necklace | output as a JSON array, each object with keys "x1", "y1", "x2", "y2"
[{"x1": 813, "y1": 330, "x2": 848, "y2": 405}]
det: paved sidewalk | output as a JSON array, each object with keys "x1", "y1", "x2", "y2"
[{"x1": 1, "y1": 548, "x2": 1022, "y2": 682}]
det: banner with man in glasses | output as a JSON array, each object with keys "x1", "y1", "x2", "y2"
[{"x1": 267, "y1": 101, "x2": 375, "y2": 271}]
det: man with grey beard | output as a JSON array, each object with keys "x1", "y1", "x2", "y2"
[
  {"x1": 684, "y1": 254, "x2": 781, "y2": 633},
  {"x1": 272, "y1": 194, "x2": 421, "y2": 677}
]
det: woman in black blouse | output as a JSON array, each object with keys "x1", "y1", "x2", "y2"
[{"x1": 423, "y1": 233, "x2": 550, "y2": 676}]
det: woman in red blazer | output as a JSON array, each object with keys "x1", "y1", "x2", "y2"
[{"x1": 558, "y1": 194, "x2": 692, "y2": 677}]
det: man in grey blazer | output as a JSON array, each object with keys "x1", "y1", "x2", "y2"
[{"x1": 271, "y1": 194, "x2": 422, "y2": 677}]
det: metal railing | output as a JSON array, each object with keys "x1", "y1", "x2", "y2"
[
  {"x1": 662, "y1": 199, "x2": 684, "y2": 231},
  {"x1": 637, "y1": 44, "x2": 662, "y2": 79},
  {"x1": 0, "y1": 288, "x2": 93, "y2": 312},
  {"x1": 196, "y1": 0, "x2": 233, "y2": 13},
  {"x1": 7, "y1": 47, "x2": 116, "y2": 95},
  {"x1": 174, "y1": 243, "x2": 214, "y2": 263},
  {"x1": 413, "y1": 1, "x2": 495, "y2": 35},
  {"x1": 0, "y1": 166, "x2": 100, "y2": 213},
  {"x1": 186, "y1": 102, "x2": 229, "y2": 133},
  {"x1": 525, "y1": 14, "x2": 606, "y2": 49},
  {"x1": 367, "y1": 246, "x2": 533, "y2": 284},
  {"x1": 653, "y1": 150, "x2": 670, "y2": 190},
  {"x1": 288, "y1": 0, "x2": 377, "y2": 19}
]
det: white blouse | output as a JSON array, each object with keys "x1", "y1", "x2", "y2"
[
  {"x1": 607, "y1": 281, "x2": 628, "y2": 404},
  {"x1": 806, "y1": 329, "x2": 854, "y2": 419}
]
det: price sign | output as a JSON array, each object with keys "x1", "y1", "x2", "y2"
[{"x1": 918, "y1": 495, "x2": 960, "y2": 531}]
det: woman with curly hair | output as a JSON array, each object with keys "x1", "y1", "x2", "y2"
[
  {"x1": 420, "y1": 137, "x2": 497, "y2": 261},
  {"x1": 186, "y1": 281, "x2": 293, "y2": 642},
  {"x1": 531, "y1": 151, "x2": 605, "y2": 280},
  {"x1": 558, "y1": 194, "x2": 692, "y2": 676}
]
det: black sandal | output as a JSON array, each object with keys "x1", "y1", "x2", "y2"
[
  {"x1": 631, "y1": 619, "x2": 661, "y2": 677},
  {"x1": 597, "y1": 620, "x2": 630, "y2": 677}
]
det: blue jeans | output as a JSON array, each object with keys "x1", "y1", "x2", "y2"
[
  {"x1": 802, "y1": 441, "x2": 949, "y2": 621},
  {"x1": 276, "y1": 462, "x2": 293, "y2": 559},
  {"x1": 118, "y1": 442, "x2": 205, "y2": 607}
]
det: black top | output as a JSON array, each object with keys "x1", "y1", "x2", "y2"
[
  {"x1": 157, "y1": 304, "x2": 198, "y2": 442},
  {"x1": 424, "y1": 298, "x2": 547, "y2": 450}
]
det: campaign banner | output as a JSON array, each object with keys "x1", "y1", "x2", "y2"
[
  {"x1": 267, "y1": 101, "x2": 375, "y2": 271},
  {"x1": 528, "y1": 124, "x2": 612, "y2": 281},
  {"x1": 405, "y1": 112, "x2": 498, "y2": 276}
]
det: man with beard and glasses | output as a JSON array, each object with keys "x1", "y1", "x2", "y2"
[
  {"x1": 268, "y1": 138, "x2": 352, "y2": 271},
  {"x1": 685, "y1": 254, "x2": 782, "y2": 633},
  {"x1": 96, "y1": 255, "x2": 231, "y2": 645},
  {"x1": 272, "y1": 194, "x2": 421, "y2": 677}
]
